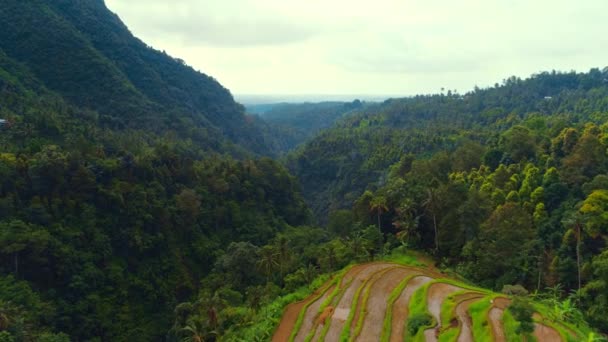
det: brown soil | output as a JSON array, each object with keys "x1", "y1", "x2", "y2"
[
  {"x1": 423, "y1": 283, "x2": 462, "y2": 342},
  {"x1": 272, "y1": 282, "x2": 333, "y2": 342},
  {"x1": 390, "y1": 275, "x2": 433, "y2": 342},
  {"x1": 289, "y1": 265, "x2": 369, "y2": 342},
  {"x1": 427, "y1": 283, "x2": 462, "y2": 327},
  {"x1": 455, "y1": 295, "x2": 484, "y2": 342},
  {"x1": 355, "y1": 267, "x2": 415, "y2": 341},
  {"x1": 316, "y1": 306, "x2": 334, "y2": 325},
  {"x1": 424, "y1": 327, "x2": 440, "y2": 342},
  {"x1": 487, "y1": 297, "x2": 510, "y2": 342},
  {"x1": 323, "y1": 263, "x2": 396, "y2": 341},
  {"x1": 349, "y1": 267, "x2": 395, "y2": 336},
  {"x1": 292, "y1": 284, "x2": 335, "y2": 342},
  {"x1": 534, "y1": 323, "x2": 562, "y2": 342}
]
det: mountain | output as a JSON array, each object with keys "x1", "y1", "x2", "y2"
[
  {"x1": 247, "y1": 100, "x2": 368, "y2": 154},
  {"x1": 0, "y1": 0, "x2": 269, "y2": 154},
  {"x1": 0, "y1": 1, "x2": 313, "y2": 341},
  {"x1": 287, "y1": 69, "x2": 608, "y2": 221}
]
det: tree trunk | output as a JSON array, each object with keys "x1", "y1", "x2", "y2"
[
  {"x1": 377, "y1": 208, "x2": 382, "y2": 232},
  {"x1": 576, "y1": 223, "x2": 581, "y2": 292},
  {"x1": 537, "y1": 255, "x2": 542, "y2": 292},
  {"x1": 433, "y1": 214, "x2": 438, "y2": 252}
]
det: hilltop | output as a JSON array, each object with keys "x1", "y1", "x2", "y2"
[{"x1": 276, "y1": 259, "x2": 599, "y2": 341}]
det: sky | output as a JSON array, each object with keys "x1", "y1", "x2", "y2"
[{"x1": 105, "y1": 0, "x2": 608, "y2": 99}]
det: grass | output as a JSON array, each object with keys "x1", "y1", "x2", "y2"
[
  {"x1": 380, "y1": 274, "x2": 417, "y2": 342},
  {"x1": 339, "y1": 267, "x2": 387, "y2": 341},
  {"x1": 313, "y1": 279, "x2": 352, "y2": 341},
  {"x1": 223, "y1": 273, "x2": 333, "y2": 342},
  {"x1": 501, "y1": 307, "x2": 522, "y2": 341},
  {"x1": 404, "y1": 281, "x2": 437, "y2": 340},
  {"x1": 468, "y1": 294, "x2": 498, "y2": 341},
  {"x1": 351, "y1": 267, "x2": 397, "y2": 340},
  {"x1": 287, "y1": 266, "x2": 354, "y2": 342}
]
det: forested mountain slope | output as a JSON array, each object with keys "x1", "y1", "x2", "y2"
[
  {"x1": 287, "y1": 69, "x2": 608, "y2": 220},
  {"x1": 0, "y1": 0, "x2": 270, "y2": 154},
  {"x1": 249, "y1": 101, "x2": 367, "y2": 153},
  {"x1": 279, "y1": 68, "x2": 608, "y2": 335},
  {"x1": 0, "y1": 1, "x2": 312, "y2": 340}
]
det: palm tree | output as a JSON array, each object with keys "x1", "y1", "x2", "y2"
[
  {"x1": 257, "y1": 246, "x2": 280, "y2": 284},
  {"x1": 562, "y1": 211, "x2": 582, "y2": 292},
  {"x1": 274, "y1": 236, "x2": 291, "y2": 282},
  {"x1": 320, "y1": 245, "x2": 337, "y2": 271},
  {"x1": 369, "y1": 195, "x2": 388, "y2": 232},
  {"x1": 393, "y1": 199, "x2": 420, "y2": 246},
  {"x1": 181, "y1": 319, "x2": 206, "y2": 342},
  {"x1": 423, "y1": 186, "x2": 441, "y2": 253}
]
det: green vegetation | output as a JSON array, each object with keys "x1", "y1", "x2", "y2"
[
  {"x1": 249, "y1": 101, "x2": 368, "y2": 154},
  {"x1": 468, "y1": 296, "x2": 495, "y2": 341},
  {"x1": 0, "y1": 0, "x2": 607, "y2": 340}
]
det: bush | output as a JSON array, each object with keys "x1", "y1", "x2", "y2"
[
  {"x1": 501, "y1": 284, "x2": 529, "y2": 296},
  {"x1": 407, "y1": 313, "x2": 434, "y2": 335}
]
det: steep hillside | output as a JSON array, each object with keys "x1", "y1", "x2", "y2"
[
  {"x1": 287, "y1": 69, "x2": 608, "y2": 220},
  {"x1": 0, "y1": 0, "x2": 269, "y2": 153},
  {"x1": 0, "y1": 1, "x2": 314, "y2": 340},
  {"x1": 273, "y1": 261, "x2": 599, "y2": 342},
  {"x1": 251, "y1": 101, "x2": 367, "y2": 153}
]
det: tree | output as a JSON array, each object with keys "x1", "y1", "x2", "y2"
[
  {"x1": 581, "y1": 250, "x2": 608, "y2": 332},
  {"x1": 500, "y1": 125, "x2": 537, "y2": 162},
  {"x1": 256, "y1": 246, "x2": 279, "y2": 284},
  {"x1": 579, "y1": 189, "x2": 608, "y2": 239},
  {"x1": 562, "y1": 211, "x2": 584, "y2": 292},
  {"x1": 369, "y1": 195, "x2": 388, "y2": 232},
  {"x1": 273, "y1": 236, "x2": 291, "y2": 282},
  {"x1": 508, "y1": 297, "x2": 535, "y2": 340},
  {"x1": 470, "y1": 203, "x2": 536, "y2": 288},
  {"x1": 423, "y1": 186, "x2": 442, "y2": 253}
]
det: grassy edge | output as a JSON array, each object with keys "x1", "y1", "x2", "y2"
[
  {"x1": 308, "y1": 277, "x2": 353, "y2": 341},
  {"x1": 405, "y1": 280, "x2": 438, "y2": 341},
  {"x1": 351, "y1": 267, "x2": 398, "y2": 340},
  {"x1": 287, "y1": 265, "x2": 353, "y2": 342},
  {"x1": 379, "y1": 274, "x2": 417, "y2": 342},
  {"x1": 339, "y1": 267, "x2": 393, "y2": 341},
  {"x1": 468, "y1": 294, "x2": 500, "y2": 341}
]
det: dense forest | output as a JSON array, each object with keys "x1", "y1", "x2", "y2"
[
  {"x1": 247, "y1": 101, "x2": 367, "y2": 154},
  {"x1": 0, "y1": 0, "x2": 608, "y2": 341}
]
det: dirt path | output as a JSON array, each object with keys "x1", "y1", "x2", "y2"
[
  {"x1": 322, "y1": 263, "x2": 396, "y2": 341},
  {"x1": 424, "y1": 282, "x2": 462, "y2": 342},
  {"x1": 455, "y1": 294, "x2": 484, "y2": 342},
  {"x1": 272, "y1": 282, "x2": 333, "y2": 342},
  {"x1": 390, "y1": 275, "x2": 433, "y2": 342},
  {"x1": 534, "y1": 323, "x2": 562, "y2": 342},
  {"x1": 355, "y1": 267, "x2": 415, "y2": 341},
  {"x1": 292, "y1": 284, "x2": 335, "y2": 342},
  {"x1": 487, "y1": 297, "x2": 510, "y2": 342}
]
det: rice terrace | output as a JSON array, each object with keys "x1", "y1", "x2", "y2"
[{"x1": 273, "y1": 260, "x2": 595, "y2": 342}]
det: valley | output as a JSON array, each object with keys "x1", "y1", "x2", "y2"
[{"x1": 0, "y1": 1, "x2": 607, "y2": 341}]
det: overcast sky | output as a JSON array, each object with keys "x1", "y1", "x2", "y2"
[{"x1": 105, "y1": 0, "x2": 608, "y2": 98}]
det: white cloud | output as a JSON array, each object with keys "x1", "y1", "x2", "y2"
[{"x1": 105, "y1": 0, "x2": 608, "y2": 96}]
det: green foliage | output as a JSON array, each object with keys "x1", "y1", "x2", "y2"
[
  {"x1": 509, "y1": 297, "x2": 536, "y2": 337},
  {"x1": 407, "y1": 313, "x2": 434, "y2": 336}
]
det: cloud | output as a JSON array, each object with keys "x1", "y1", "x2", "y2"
[{"x1": 105, "y1": 0, "x2": 608, "y2": 95}]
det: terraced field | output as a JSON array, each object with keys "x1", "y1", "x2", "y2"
[{"x1": 272, "y1": 262, "x2": 590, "y2": 342}]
